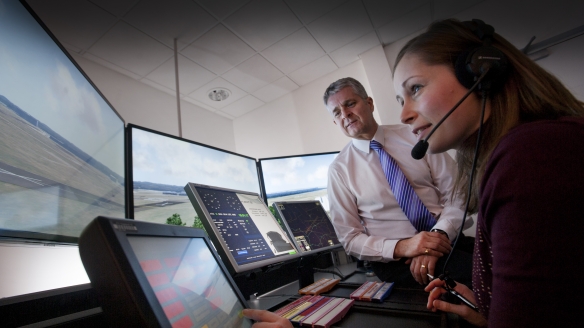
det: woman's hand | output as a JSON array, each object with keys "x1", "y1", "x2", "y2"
[
  {"x1": 425, "y1": 279, "x2": 487, "y2": 327},
  {"x1": 242, "y1": 309, "x2": 293, "y2": 328}
]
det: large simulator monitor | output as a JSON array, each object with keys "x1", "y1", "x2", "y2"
[
  {"x1": 185, "y1": 183, "x2": 300, "y2": 275},
  {"x1": 273, "y1": 201, "x2": 342, "y2": 256},
  {"x1": 0, "y1": 0, "x2": 125, "y2": 242},
  {"x1": 258, "y1": 152, "x2": 338, "y2": 213},
  {"x1": 127, "y1": 124, "x2": 261, "y2": 227},
  {"x1": 78, "y1": 216, "x2": 252, "y2": 328}
]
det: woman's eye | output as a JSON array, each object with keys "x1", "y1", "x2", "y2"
[{"x1": 411, "y1": 84, "x2": 421, "y2": 94}]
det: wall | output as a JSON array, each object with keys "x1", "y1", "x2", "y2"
[
  {"x1": 233, "y1": 60, "x2": 380, "y2": 159},
  {"x1": 71, "y1": 53, "x2": 237, "y2": 153}
]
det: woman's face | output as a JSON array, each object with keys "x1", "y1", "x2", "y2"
[{"x1": 393, "y1": 54, "x2": 488, "y2": 154}]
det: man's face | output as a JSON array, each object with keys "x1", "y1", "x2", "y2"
[{"x1": 326, "y1": 87, "x2": 377, "y2": 140}]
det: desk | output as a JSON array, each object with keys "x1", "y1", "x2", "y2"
[{"x1": 248, "y1": 262, "x2": 460, "y2": 327}]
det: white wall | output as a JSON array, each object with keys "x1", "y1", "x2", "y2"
[
  {"x1": 71, "y1": 53, "x2": 237, "y2": 152},
  {"x1": 233, "y1": 60, "x2": 381, "y2": 158}
]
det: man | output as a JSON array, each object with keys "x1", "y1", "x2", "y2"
[{"x1": 324, "y1": 77, "x2": 472, "y2": 287}]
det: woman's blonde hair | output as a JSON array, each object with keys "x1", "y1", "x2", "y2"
[{"x1": 394, "y1": 19, "x2": 584, "y2": 213}]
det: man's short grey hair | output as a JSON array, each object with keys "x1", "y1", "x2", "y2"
[{"x1": 323, "y1": 77, "x2": 369, "y2": 105}]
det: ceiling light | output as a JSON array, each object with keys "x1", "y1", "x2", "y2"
[{"x1": 208, "y1": 88, "x2": 231, "y2": 101}]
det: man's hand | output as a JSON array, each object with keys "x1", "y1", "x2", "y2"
[
  {"x1": 394, "y1": 231, "x2": 452, "y2": 258},
  {"x1": 409, "y1": 255, "x2": 439, "y2": 285}
]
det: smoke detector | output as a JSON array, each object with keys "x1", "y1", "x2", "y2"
[{"x1": 208, "y1": 88, "x2": 231, "y2": 101}]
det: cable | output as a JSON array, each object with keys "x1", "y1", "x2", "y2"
[
  {"x1": 312, "y1": 268, "x2": 345, "y2": 280},
  {"x1": 440, "y1": 90, "x2": 488, "y2": 276}
]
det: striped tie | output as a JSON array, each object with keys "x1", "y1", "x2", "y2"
[{"x1": 370, "y1": 140, "x2": 436, "y2": 232}]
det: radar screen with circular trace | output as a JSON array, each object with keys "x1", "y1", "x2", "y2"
[
  {"x1": 185, "y1": 183, "x2": 300, "y2": 275},
  {"x1": 273, "y1": 201, "x2": 342, "y2": 255}
]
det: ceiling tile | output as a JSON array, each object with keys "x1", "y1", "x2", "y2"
[
  {"x1": 261, "y1": 28, "x2": 325, "y2": 74},
  {"x1": 195, "y1": 0, "x2": 247, "y2": 20},
  {"x1": 288, "y1": 56, "x2": 338, "y2": 86},
  {"x1": 89, "y1": 0, "x2": 139, "y2": 17},
  {"x1": 212, "y1": 111, "x2": 236, "y2": 119},
  {"x1": 145, "y1": 55, "x2": 217, "y2": 95},
  {"x1": 139, "y1": 78, "x2": 176, "y2": 97},
  {"x1": 187, "y1": 77, "x2": 247, "y2": 109},
  {"x1": 329, "y1": 31, "x2": 380, "y2": 67},
  {"x1": 284, "y1": 0, "x2": 348, "y2": 24},
  {"x1": 87, "y1": 21, "x2": 173, "y2": 77},
  {"x1": 219, "y1": 95, "x2": 265, "y2": 117},
  {"x1": 224, "y1": 0, "x2": 302, "y2": 51},
  {"x1": 377, "y1": 3, "x2": 432, "y2": 45},
  {"x1": 181, "y1": 24, "x2": 255, "y2": 75},
  {"x1": 252, "y1": 76, "x2": 299, "y2": 103},
  {"x1": 123, "y1": 0, "x2": 217, "y2": 48},
  {"x1": 27, "y1": 0, "x2": 117, "y2": 50},
  {"x1": 307, "y1": 0, "x2": 373, "y2": 53},
  {"x1": 82, "y1": 52, "x2": 143, "y2": 80},
  {"x1": 183, "y1": 96, "x2": 218, "y2": 113},
  {"x1": 433, "y1": 0, "x2": 485, "y2": 20},
  {"x1": 222, "y1": 54, "x2": 284, "y2": 93},
  {"x1": 363, "y1": 0, "x2": 428, "y2": 28}
]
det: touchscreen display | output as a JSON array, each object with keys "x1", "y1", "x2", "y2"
[
  {"x1": 195, "y1": 186, "x2": 297, "y2": 266},
  {"x1": 275, "y1": 201, "x2": 340, "y2": 253},
  {"x1": 127, "y1": 236, "x2": 252, "y2": 328}
]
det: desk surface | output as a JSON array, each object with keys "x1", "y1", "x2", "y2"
[
  {"x1": 247, "y1": 262, "x2": 457, "y2": 327},
  {"x1": 248, "y1": 262, "x2": 378, "y2": 310}
]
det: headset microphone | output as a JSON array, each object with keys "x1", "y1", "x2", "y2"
[
  {"x1": 411, "y1": 19, "x2": 508, "y2": 160},
  {"x1": 410, "y1": 71, "x2": 488, "y2": 160}
]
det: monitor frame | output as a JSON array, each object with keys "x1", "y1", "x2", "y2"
[
  {"x1": 272, "y1": 200, "x2": 342, "y2": 256},
  {"x1": 184, "y1": 183, "x2": 301, "y2": 276},
  {"x1": 0, "y1": 0, "x2": 126, "y2": 244},
  {"x1": 78, "y1": 216, "x2": 252, "y2": 328},
  {"x1": 125, "y1": 123, "x2": 261, "y2": 220},
  {"x1": 257, "y1": 151, "x2": 339, "y2": 205}
]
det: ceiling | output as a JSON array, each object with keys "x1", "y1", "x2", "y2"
[{"x1": 25, "y1": 0, "x2": 488, "y2": 119}]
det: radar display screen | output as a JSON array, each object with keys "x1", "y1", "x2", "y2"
[{"x1": 274, "y1": 201, "x2": 341, "y2": 255}]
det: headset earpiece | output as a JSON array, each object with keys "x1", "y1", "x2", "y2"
[{"x1": 454, "y1": 19, "x2": 509, "y2": 93}]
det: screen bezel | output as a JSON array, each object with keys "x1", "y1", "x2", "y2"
[
  {"x1": 257, "y1": 151, "x2": 339, "y2": 204},
  {"x1": 82, "y1": 216, "x2": 252, "y2": 327},
  {"x1": 0, "y1": 0, "x2": 126, "y2": 244},
  {"x1": 272, "y1": 200, "x2": 342, "y2": 256},
  {"x1": 184, "y1": 183, "x2": 301, "y2": 276},
  {"x1": 126, "y1": 123, "x2": 262, "y2": 220}
]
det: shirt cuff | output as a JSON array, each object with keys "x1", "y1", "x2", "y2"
[{"x1": 383, "y1": 239, "x2": 400, "y2": 262}]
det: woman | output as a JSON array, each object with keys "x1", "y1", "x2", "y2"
[
  {"x1": 393, "y1": 19, "x2": 584, "y2": 326},
  {"x1": 243, "y1": 18, "x2": 584, "y2": 328}
]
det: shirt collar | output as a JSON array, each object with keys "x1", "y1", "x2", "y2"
[{"x1": 352, "y1": 126, "x2": 385, "y2": 154}]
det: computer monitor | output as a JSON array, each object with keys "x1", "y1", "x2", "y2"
[
  {"x1": 184, "y1": 183, "x2": 300, "y2": 276},
  {"x1": 127, "y1": 124, "x2": 261, "y2": 227},
  {"x1": 258, "y1": 152, "x2": 338, "y2": 213},
  {"x1": 273, "y1": 201, "x2": 342, "y2": 256},
  {"x1": 0, "y1": 0, "x2": 125, "y2": 243},
  {"x1": 78, "y1": 216, "x2": 253, "y2": 328}
]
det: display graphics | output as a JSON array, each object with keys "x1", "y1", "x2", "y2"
[
  {"x1": 275, "y1": 201, "x2": 340, "y2": 254},
  {"x1": 128, "y1": 236, "x2": 251, "y2": 328},
  {"x1": 0, "y1": 0, "x2": 125, "y2": 239},
  {"x1": 260, "y1": 153, "x2": 338, "y2": 212},
  {"x1": 130, "y1": 125, "x2": 260, "y2": 227},
  {"x1": 196, "y1": 186, "x2": 296, "y2": 266}
]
